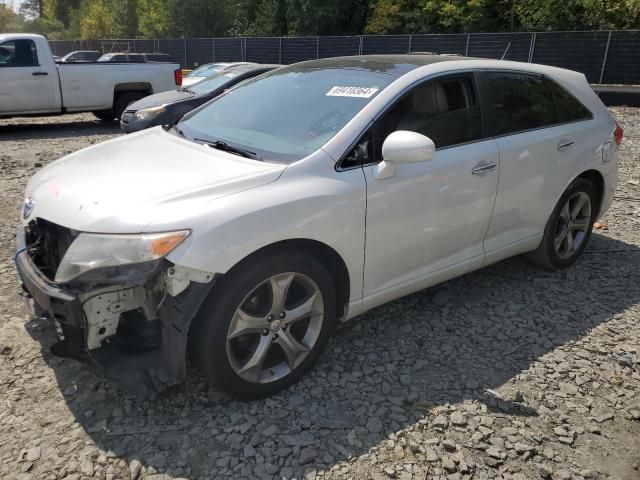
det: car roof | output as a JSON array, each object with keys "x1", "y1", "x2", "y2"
[{"x1": 291, "y1": 54, "x2": 473, "y2": 76}]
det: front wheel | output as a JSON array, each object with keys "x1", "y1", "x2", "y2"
[
  {"x1": 190, "y1": 251, "x2": 336, "y2": 400},
  {"x1": 526, "y1": 178, "x2": 597, "y2": 270}
]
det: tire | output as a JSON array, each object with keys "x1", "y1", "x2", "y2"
[
  {"x1": 526, "y1": 178, "x2": 597, "y2": 270},
  {"x1": 190, "y1": 250, "x2": 337, "y2": 400},
  {"x1": 113, "y1": 92, "x2": 146, "y2": 121},
  {"x1": 92, "y1": 110, "x2": 114, "y2": 121}
]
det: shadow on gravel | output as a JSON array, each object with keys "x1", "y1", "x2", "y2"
[
  {"x1": 24, "y1": 233, "x2": 640, "y2": 479},
  {"x1": 0, "y1": 119, "x2": 120, "y2": 140}
]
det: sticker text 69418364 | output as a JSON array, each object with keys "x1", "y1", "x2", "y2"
[{"x1": 326, "y1": 86, "x2": 380, "y2": 98}]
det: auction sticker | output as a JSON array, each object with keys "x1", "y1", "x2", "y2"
[{"x1": 326, "y1": 86, "x2": 379, "y2": 98}]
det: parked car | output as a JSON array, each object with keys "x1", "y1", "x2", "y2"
[
  {"x1": 15, "y1": 54, "x2": 620, "y2": 399},
  {"x1": 121, "y1": 63, "x2": 281, "y2": 133},
  {"x1": 59, "y1": 50, "x2": 101, "y2": 63},
  {"x1": 97, "y1": 52, "x2": 174, "y2": 63},
  {"x1": 0, "y1": 34, "x2": 182, "y2": 120},
  {"x1": 182, "y1": 62, "x2": 255, "y2": 87}
]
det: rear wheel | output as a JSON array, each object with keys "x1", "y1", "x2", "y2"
[
  {"x1": 113, "y1": 92, "x2": 146, "y2": 121},
  {"x1": 526, "y1": 178, "x2": 597, "y2": 270},
  {"x1": 92, "y1": 110, "x2": 114, "y2": 121},
  {"x1": 191, "y1": 251, "x2": 336, "y2": 400}
]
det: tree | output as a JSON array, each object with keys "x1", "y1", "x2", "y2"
[
  {"x1": 0, "y1": 1, "x2": 26, "y2": 31},
  {"x1": 79, "y1": 0, "x2": 114, "y2": 37},
  {"x1": 138, "y1": 0, "x2": 172, "y2": 37},
  {"x1": 19, "y1": 0, "x2": 45, "y2": 18}
]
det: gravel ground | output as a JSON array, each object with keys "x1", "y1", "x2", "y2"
[{"x1": 0, "y1": 111, "x2": 639, "y2": 480}]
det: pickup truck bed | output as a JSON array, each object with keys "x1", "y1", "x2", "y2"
[{"x1": 0, "y1": 33, "x2": 182, "y2": 120}]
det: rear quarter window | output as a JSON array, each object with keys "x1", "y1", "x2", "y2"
[{"x1": 545, "y1": 79, "x2": 593, "y2": 123}]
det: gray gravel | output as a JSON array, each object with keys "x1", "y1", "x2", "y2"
[{"x1": 0, "y1": 110, "x2": 639, "y2": 480}]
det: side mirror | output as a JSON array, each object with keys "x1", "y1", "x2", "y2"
[{"x1": 375, "y1": 131, "x2": 435, "y2": 179}]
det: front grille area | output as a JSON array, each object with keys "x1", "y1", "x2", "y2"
[{"x1": 25, "y1": 219, "x2": 78, "y2": 281}]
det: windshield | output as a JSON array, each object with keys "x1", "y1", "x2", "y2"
[
  {"x1": 189, "y1": 70, "x2": 243, "y2": 95},
  {"x1": 179, "y1": 67, "x2": 396, "y2": 162},
  {"x1": 188, "y1": 63, "x2": 226, "y2": 77}
]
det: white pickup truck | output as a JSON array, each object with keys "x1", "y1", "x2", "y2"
[{"x1": 0, "y1": 33, "x2": 182, "y2": 121}]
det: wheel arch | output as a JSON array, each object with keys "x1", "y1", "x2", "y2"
[
  {"x1": 220, "y1": 238, "x2": 351, "y2": 321},
  {"x1": 575, "y1": 169, "x2": 605, "y2": 215},
  {"x1": 113, "y1": 82, "x2": 152, "y2": 106}
]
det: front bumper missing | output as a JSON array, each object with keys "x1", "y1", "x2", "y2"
[{"x1": 15, "y1": 226, "x2": 215, "y2": 393}]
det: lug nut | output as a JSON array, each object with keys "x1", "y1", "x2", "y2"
[
  {"x1": 267, "y1": 314, "x2": 274, "y2": 322},
  {"x1": 279, "y1": 311, "x2": 286, "y2": 319},
  {"x1": 272, "y1": 334, "x2": 278, "y2": 340},
  {"x1": 262, "y1": 329, "x2": 269, "y2": 336}
]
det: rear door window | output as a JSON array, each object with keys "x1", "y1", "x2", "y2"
[{"x1": 485, "y1": 72, "x2": 557, "y2": 135}]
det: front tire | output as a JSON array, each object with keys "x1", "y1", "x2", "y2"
[
  {"x1": 190, "y1": 251, "x2": 337, "y2": 400},
  {"x1": 526, "y1": 178, "x2": 597, "y2": 270}
]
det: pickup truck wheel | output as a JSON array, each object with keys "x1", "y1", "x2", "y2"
[
  {"x1": 113, "y1": 92, "x2": 146, "y2": 121},
  {"x1": 526, "y1": 178, "x2": 597, "y2": 270},
  {"x1": 92, "y1": 110, "x2": 115, "y2": 121},
  {"x1": 191, "y1": 251, "x2": 337, "y2": 400}
]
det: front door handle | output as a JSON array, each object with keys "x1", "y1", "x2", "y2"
[
  {"x1": 471, "y1": 162, "x2": 497, "y2": 176},
  {"x1": 32, "y1": 71, "x2": 49, "y2": 76},
  {"x1": 557, "y1": 140, "x2": 575, "y2": 151}
]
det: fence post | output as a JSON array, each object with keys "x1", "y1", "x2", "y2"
[
  {"x1": 316, "y1": 36, "x2": 320, "y2": 59},
  {"x1": 408, "y1": 34, "x2": 413, "y2": 53},
  {"x1": 599, "y1": 30, "x2": 612, "y2": 84},
  {"x1": 528, "y1": 32, "x2": 536, "y2": 62},
  {"x1": 465, "y1": 33, "x2": 470, "y2": 56},
  {"x1": 279, "y1": 37, "x2": 282, "y2": 64},
  {"x1": 358, "y1": 36, "x2": 364, "y2": 55},
  {"x1": 183, "y1": 38, "x2": 187, "y2": 68}
]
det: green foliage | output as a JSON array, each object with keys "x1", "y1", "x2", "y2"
[
  {"x1": 1, "y1": 0, "x2": 639, "y2": 39},
  {"x1": 0, "y1": 2, "x2": 25, "y2": 31}
]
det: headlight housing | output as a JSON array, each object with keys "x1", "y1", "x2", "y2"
[
  {"x1": 134, "y1": 105, "x2": 166, "y2": 121},
  {"x1": 55, "y1": 230, "x2": 190, "y2": 283}
]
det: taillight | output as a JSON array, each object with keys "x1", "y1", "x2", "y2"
[
  {"x1": 174, "y1": 68, "x2": 182, "y2": 86},
  {"x1": 614, "y1": 120, "x2": 623, "y2": 145}
]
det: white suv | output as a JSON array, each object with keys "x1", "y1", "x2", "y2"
[{"x1": 16, "y1": 55, "x2": 620, "y2": 399}]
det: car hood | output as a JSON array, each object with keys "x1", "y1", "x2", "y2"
[
  {"x1": 23, "y1": 128, "x2": 286, "y2": 233},
  {"x1": 128, "y1": 89, "x2": 193, "y2": 111}
]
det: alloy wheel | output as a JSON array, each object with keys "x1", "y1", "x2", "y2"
[
  {"x1": 553, "y1": 191, "x2": 592, "y2": 260},
  {"x1": 226, "y1": 272, "x2": 324, "y2": 384}
]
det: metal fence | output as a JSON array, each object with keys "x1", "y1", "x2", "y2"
[{"x1": 49, "y1": 30, "x2": 640, "y2": 85}]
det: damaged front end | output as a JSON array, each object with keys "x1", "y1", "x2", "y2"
[{"x1": 14, "y1": 219, "x2": 216, "y2": 393}]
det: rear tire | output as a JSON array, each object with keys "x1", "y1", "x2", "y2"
[
  {"x1": 113, "y1": 92, "x2": 146, "y2": 121},
  {"x1": 190, "y1": 251, "x2": 337, "y2": 400},
  {"x1": 526, "y1": 178, "x2": 597, "y2": 270},
  {"x1": 92, "y1": 110, "x2": 114, "y2": 121}
]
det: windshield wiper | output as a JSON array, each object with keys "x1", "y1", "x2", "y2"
[{"x1": 194, "y1": 138, "x2": 262, "y2": 160}]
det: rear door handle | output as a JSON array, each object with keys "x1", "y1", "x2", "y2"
[
  {"x1": 557, "y1": 140, "x2": 575, "y2": 151},
  {"x1": 32, "y1": 71, "x2": 48, "y2": 76},
  {"x1": 471, "y1": 162, "x2": 497, "y2": 176}
]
